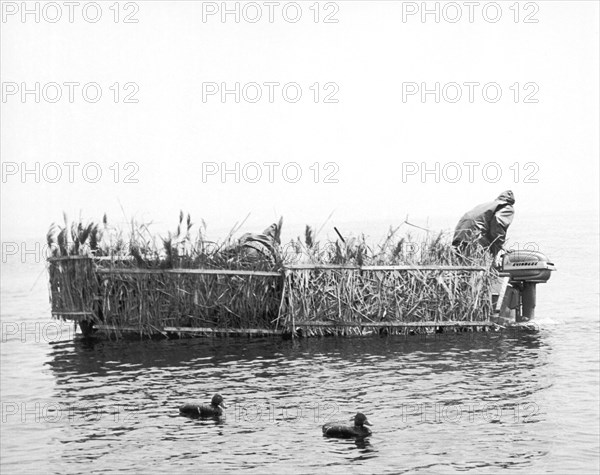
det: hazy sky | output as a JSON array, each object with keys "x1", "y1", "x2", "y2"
[{"x1": 1, "y1": 1, "x2": 598, "y2": 244}]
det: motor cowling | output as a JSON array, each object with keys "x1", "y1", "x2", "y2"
[
  {"x1": 500, "y1": 250, "x2": 556, "y2": 284},
  {"x1": 496, "y1": 250, "x2": 556, "y2": 323}
]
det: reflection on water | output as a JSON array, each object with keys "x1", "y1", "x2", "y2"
[
  {"x1": 2, "y1": 223, "x2": 599, "y2": 474},
  {"x1": 0, "y1": 237, "x2": 599, "y2": 474},
  {"x1": 0, "y1": 321, "x2": 598, "y2": 474},
  {"x1": 3, "y1": 332, "x2": 554, "y2": 473}
]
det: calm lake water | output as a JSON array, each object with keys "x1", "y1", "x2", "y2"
[{"x1": 1, "y1": 215, "x2": 599, "y2": 474}]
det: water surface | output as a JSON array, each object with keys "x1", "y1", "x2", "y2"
[{"x1": 1, "y1": 215, "x2": 598, "y2": 474}]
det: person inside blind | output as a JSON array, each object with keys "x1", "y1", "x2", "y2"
[
  {"x1": 237, "y1": 222, "x2": 281, "y2": 266},
  {"x1": 452, "y1": 190, "x2": 515, "y2": 259}
]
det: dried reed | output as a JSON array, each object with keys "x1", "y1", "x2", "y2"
[{"x1": 47, "y1": 214, "x2": 495, "y2": 338}]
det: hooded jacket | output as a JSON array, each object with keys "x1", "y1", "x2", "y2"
[
  {"x1": 452, "y1": 191, "x2": 515, "y2": 255},
  {"x1": 239, "y1": 223, "x2": 281, "y2": 264}
]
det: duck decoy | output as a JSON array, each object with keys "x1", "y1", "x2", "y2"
[
  {"x1": 322, "y1": 412, "x2": 372, "y2": 438},
  {"x1": 179, "y1": 393, "x2": 226, "y2": 418}
]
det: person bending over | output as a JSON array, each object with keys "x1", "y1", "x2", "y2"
[{"x1": 452, "y1": 190, "x2": 515, "y2": 258}]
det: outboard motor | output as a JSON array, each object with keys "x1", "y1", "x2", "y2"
[{"x1": 497, "y1": 250, "x2": 556, "y2": 322}]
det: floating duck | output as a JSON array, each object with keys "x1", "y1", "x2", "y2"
[
  {"x1": 179, "y1": 394, "x2": 226, "y2": 418},
  {"x1": 322, "y1": 412, "x2": 372, "y2": 438}
]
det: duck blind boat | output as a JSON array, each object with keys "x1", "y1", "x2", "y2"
[{"x1": 46, "y1": 217, "x2": 555, "y2": 339}]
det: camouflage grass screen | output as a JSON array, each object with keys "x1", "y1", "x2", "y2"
[{"x1": 47, "y1": 213, "x2": 496, "y2": 338}]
